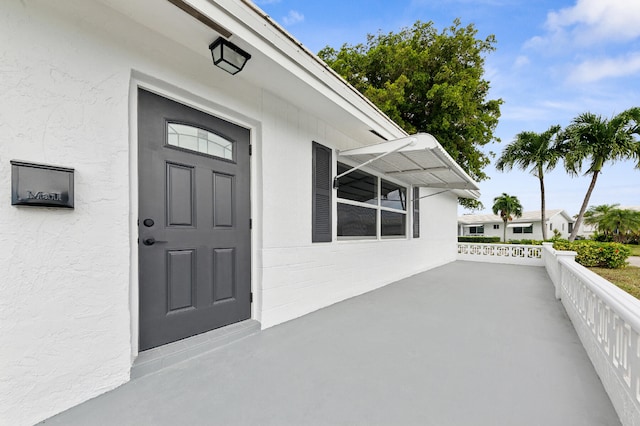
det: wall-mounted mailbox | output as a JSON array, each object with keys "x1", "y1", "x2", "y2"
[{"x1": 11, "y1": 161, "x2": 74, "y2": 208}]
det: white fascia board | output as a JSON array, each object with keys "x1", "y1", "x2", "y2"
[
  {"x1": 189, "y1": 0, "x2": 407, "y2": 138},
  {"x1": 452, "y1": 189, "x2": 481, "y2": 199}
]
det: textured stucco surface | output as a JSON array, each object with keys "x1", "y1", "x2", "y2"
[
  {"x1": 0, "y1": 2, "x2": 133, "y2": 425},
  {"x1": 1, "y1": 1, "x2": 461, "y2": 424}
]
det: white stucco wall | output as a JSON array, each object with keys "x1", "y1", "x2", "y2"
[
  {"x1": 0, "y1": 2, "x2": 132, "y2": 425},
  {"x1": 548, "y1": 214, "x2": 573, "y2": 239},
  {"x1": 460, "y1": 216, "x2": 574, "y2": 241},
  {"x1": 257, "y1": 91, "x2": 458, "y2": 327},
  {"x1": 461, "y1": 222, "x2": 545, "y2": 241},
  {"x1": 0, "y1": 1, "x2": 460, "y2": 424},
  {"x1": 460, "y1": 222, "x2": 502, "y2": 239},
  {"x1": 0, "y1": 2, "x2": 263, "y2": 424}
]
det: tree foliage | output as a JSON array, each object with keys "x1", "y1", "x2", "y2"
[
  {"x1": 560, "y1": 107, "x2": 640, "y2": 241},
  {"x1": 585, "y1": 204, "x2": 640, "y2": 243},
  {"x1": 584, "y1": 204, "x2": 620, "y2": 236},
  {"x1": 496, "y1": 125, "x2": 562, "y2": 240},
  {"x1": 318, "y1": 20, "x2": 502, "y2": 208},
  {"x1": 492, "y1": 193, "x2": 523, "y2": 242}
]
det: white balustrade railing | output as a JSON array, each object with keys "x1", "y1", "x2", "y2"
[
  {"x1": 542, "y1": 243, "x2": 640, "y2": 426},
  {"x1": 457, "y1": 242, "x2": 543, "y2": 266}
]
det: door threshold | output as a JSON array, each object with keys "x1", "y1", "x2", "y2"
[{"x1": 131, "y1": 319, "x2": 260, "y2": 380}]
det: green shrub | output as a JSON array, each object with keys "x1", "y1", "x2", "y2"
[
  {"x1": 508, "y1": 239, "x2": 543, "y2": 245},
  {"x1": 592, "y1": 233, "x2": 614, "y2": 242},
  {"x1": 458, "y1": 236, "x2": 501, "y2": 243},
  {"x1": 553, "y1": 240, "x2": 631, "y2": 269}
]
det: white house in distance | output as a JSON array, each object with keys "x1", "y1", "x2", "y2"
[
  {"x1": 458, "y1": 209, "x2": 575, "y2": 241},
  {"x1": 0, "y1": 0, "x2": 480, "y2": 424}
]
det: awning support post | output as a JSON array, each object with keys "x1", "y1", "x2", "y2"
[{"x1": 333, "y1": 138, "x2": 417, "y2": 189}]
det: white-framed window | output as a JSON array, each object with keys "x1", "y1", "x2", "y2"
[
  {"x1": 167, "y1": 122, "x2": 234, "y2": 160},
  {"x1": 468, "y1": 225, "x2": 484, "y2": 234},
  {"x1": 493, "y1": 224, "x2": 499, "y2": 230},
  {"x1": 513, "y1": 225, "x2": 533, "y2": 234},
  {"x1": 336, "y1": 162, "x2": 407, "y2": 239}
]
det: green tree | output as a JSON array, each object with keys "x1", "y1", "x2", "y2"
[
  {"x1": 561, "y1": 107, "x2": 640, "y2": 241},
  {"x1": 318, "y1": 19, "x2": 502, "y2": 208},
  {"x1": 599, "y1": 209, "x2": 640, "y2": 243},
  {"x1": 495, "y1": 125, "x2": 562, "y2": 240},
  {"x1": 584, "y1": 204, "x2": 620, "y2": 238},
  {"x1": 492, "y1": 193, "x2": 523, "y2": 242}
]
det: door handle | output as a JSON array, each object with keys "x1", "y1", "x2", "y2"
[{"x1": 143, "y1": 237, "x2": 167, "y2": 246}]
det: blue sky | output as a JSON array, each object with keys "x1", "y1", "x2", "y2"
[{"x1": 255, "y1": 0, "x2": 640, "y2": 216}]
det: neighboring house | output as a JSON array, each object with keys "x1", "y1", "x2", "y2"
[
  {"x1": 458, "y1": 209, "x2": 575, "y2": 240},
  {"x1": 0, "y1": 1, "x2": 480, "y2": 424}
]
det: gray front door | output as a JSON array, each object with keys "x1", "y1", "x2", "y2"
[{"x1": 138, "y1": 89, "x2": 251, "y2": 351}]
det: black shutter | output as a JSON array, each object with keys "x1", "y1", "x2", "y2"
[
  {"x1": 312, "y1": 142, "x2": 332, "y2": 242},
  {"x1": 413, "y1": 187, "x2": 420, "y2": 238}
]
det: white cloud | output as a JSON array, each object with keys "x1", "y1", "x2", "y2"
[
  {"x1": 567, "y1": 52, "x2": 640, "y2": 83},
  {"x1": 282, "y1": 10, "x2": 304, "y2": 26},
  {"x1": 500, "y1": 105, "x2": 553, "y2": 122},
  {"x1": 513, "y1": 55, "x2": 530, "y2": 68},
  {"x1": 411, "y1": 0, "x2": 515, "y2": 5},
  {"x1": 539, "y1": 0, "x2": 640, "y2": 46}
]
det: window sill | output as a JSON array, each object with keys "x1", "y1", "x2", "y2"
[{"x1": 336, "y1": 236, "x2": 408, "y2": 243}]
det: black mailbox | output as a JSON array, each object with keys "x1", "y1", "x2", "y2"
[{"x1": 11, "y1": 161, "x2": 74, "y2": 208}]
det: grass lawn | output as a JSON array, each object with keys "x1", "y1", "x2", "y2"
[
  {"x1": 589, "y1": 266, "x2": 640, "y2": 300},
  {"x1": 625, "y1": 244, "x2": 640, "y2": 257}
]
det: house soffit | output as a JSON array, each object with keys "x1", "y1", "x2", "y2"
[{"x1": 96, "y1": 0, "x2": 405, "y2": 145}]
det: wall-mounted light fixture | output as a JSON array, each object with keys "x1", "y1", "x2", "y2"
[{"x1": 209, "y1": 38, "x2": 251, "y2": 75}]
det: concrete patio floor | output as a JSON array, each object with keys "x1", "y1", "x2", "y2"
[{"x1": 43, "y1": 261, "x2": 620, "y2": 425}]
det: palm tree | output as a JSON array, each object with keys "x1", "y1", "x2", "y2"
[
  {"x1": 583, "y1": 204, "x2": 620, "y2": 237},
  {"x1": 492, "y1": 193, "x2": 523, "y2": 242},
  {"x1": 560, "y1": 107, "x2": 640, "y2": 241},
  {"x1": 599, "y1": 209, "x2": 640, "y2": 243},
  {"x1": 496, "y1": 125, "x2": 562, "y2": 240}
]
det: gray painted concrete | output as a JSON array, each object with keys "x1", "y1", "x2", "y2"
[
  {"x1": 131, "y1": 319, "x2": 260, "y2": 379},
  {"x1": 42, "y1": 262, "x2": 620, "y2": 426}
]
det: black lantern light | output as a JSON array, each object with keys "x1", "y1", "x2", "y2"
[{"x1": 209, "y1": 37, "x2": 251, "y2": 75}]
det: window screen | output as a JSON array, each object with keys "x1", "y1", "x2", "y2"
[
  {"x1": 336, "y1": 162, "x2": 407, "y2": 239},
  {"x1": 336, "y1": 163, "x2": 377, "y2": 205}
]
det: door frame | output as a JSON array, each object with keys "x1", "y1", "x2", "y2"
[{"x1": 128, "y1": 72, "x2": 261, "y2": 359}]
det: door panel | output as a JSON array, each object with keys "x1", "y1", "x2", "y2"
[
  {"x1": 213, "y1": 173, "x2": 234, "y2": 228},
  {"x1": 167, "y1": 250, "x2": 196, "y2": 312},
  {"x1": 213, "y1": 248, "x2": 236, "y2": 303},
  {"x1": 138, "y1": 89, "x2": 251, "y2": 351},
  {"x1": 167, "y1": 163, "x2": 195, "y2": 227}
]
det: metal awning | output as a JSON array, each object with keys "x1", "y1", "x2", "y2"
[
  {"x1": 336, "y1": 133, "x2": 480, "y2": 199},
  {"x1": 462, "y1": 224, "x2": 483, "y2": 227},
  {"x1": 507, "y1": 223, "x2": 533, "y2": 228}
]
